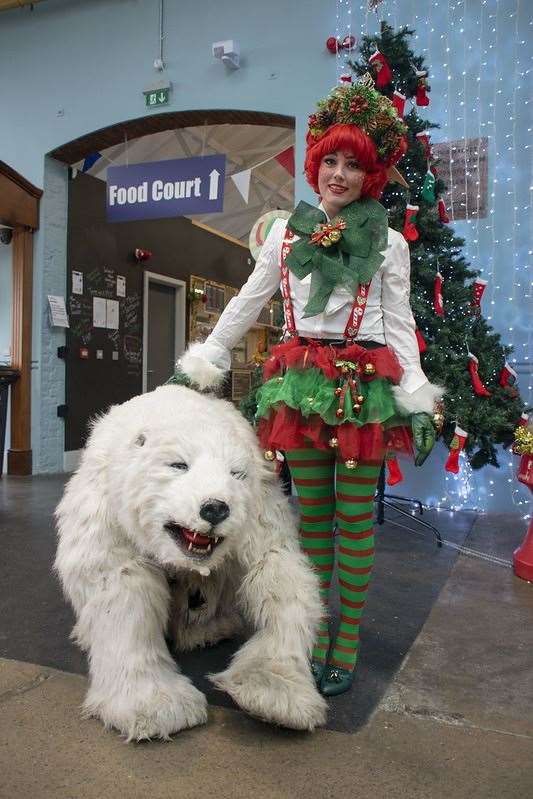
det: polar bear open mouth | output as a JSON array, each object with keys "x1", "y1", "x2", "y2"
[{"x1": 164, "y1": 522, "x2": 224, "y2": 558}]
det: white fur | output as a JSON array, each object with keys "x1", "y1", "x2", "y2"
[
  {"x1": 177, "y1": 342, "x2": 226, "y2": 391},
  {"x1": 391, "y1": 381, "x2": 444, "y2": 415},
  {"x1": 55, "y1": 385, "x2": 326, "y2": 740}
]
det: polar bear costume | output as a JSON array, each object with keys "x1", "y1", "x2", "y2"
[{"x1": 55, "y1": 384, "x2": 327, "y2": 740}]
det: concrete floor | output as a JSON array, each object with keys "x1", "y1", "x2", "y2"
[{"x1": 1, "y1": 475, "x2": 532, "y2": 798}]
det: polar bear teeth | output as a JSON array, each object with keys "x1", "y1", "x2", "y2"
[{"x1": 164, "y1": 522, "x2": 222, "y2": 557}]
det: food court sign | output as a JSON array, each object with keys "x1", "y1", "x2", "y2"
[{"x1": 106, "y1": 154, "x2": 226, "y2": 222}]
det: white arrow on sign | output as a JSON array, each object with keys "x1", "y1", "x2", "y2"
[{"x1": 209, "y1": 169, "x2": 220, "y2": 200}]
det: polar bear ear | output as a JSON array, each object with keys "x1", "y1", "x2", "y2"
[{"x1": 134, "y1": 433, "x2": 146, "y2": 447}]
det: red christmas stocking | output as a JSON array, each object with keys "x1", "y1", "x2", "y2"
[
  {"x1": 499, "y1": 361, "x2": 517, "y2": 388},
  {"x1": 369, "y1": 49, "x2": 393, "y2": 87},
  {"x1": 392, "y1": 89, "x2": 406, "y2": 118},
  {"x1": 403, "y1": 204, "x2": 419, "y2": 241},
  {"x1": 386, "y1": 455, "x2": 404, "y2": 486},
  {"x1": 438, "y1": 197, "x2": 450, "y2": 223},
  {"x1": 517, "y1": 454, "x2": 533, "y2": 489},
  {"x1": 415, "y1": 327, "x2": 427, "y2": 353},
  {"x1": 471, "y1": 278, "x2": 487, "y2": 315},
  {"x1": 416, "y1": 130, "x2": 432, "y2": 160},
  {"x1": 519, "y1": 412, "x2": 530, "y2": 427},
  {"x1": 339, "y1": 73, "x2": 353, "y2": 86},
  {"x1": 434, "y1": 272, "x2": 444, "y2": 316},
  {"x1": 445, "y1": 426, "x2": 468, "y2": 474},
  {"x1": 416, "y1": 70, "x2": 430, "y2": 106},
  {"x1": 468, "y1": 353, "x2": 491, "y2": 397}
]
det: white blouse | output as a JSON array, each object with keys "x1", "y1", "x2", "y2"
[{"x1": 195, "y1": 213, "x2": 429, "y2": 395}]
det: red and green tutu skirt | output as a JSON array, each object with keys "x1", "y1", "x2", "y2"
[{"x1": 256, "y1": 338, "x2": 413, "y2": 464}]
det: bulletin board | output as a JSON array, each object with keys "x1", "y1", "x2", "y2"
[{"x1": 65, "y1": 262, "x2": 143, "y2": 451}]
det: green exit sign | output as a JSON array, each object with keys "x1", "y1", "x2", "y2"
[{"x1": 144, "y1": 88, "x2": 170, "y2": 107}]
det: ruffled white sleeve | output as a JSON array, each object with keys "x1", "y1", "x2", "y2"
[
  {"x1": 381, "y1": 230, "x2": 444, "y2": 414},
  {"x1": 177, "y1": 218, "x2": 284, "y2": 388}
]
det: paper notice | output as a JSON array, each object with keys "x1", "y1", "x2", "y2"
[
  {"x1": 47, "y1": 295, "x2": 70, "y2": 328},
  {"x1": 72, "y1": 271, "x2": 84, "y2": 295},
  {"x1": 106, "y1": 299, "x2": 119, "y2": 330},
  {"x1": 93, "y1": 297, "x2": 107, "y2": 328},
  {"x1": 117, "y1": 275, "x2": 126, "y2": 297}
]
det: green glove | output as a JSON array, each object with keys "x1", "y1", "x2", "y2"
[{"x1": 411, "y1": 412, "x2": 436, "y2": 467}]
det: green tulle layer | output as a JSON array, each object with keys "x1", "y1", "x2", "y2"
[{"x1": 256, "y1": 366, "x2": 406, "y2": 428}]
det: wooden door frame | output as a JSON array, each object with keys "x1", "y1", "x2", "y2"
[{"x1": 0, "y1": 161, "x2": 42, "y2": 475}]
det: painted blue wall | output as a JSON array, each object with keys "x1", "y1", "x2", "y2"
[{"x1": 0, "y1": 0, "x2": 530, "y2": 513}]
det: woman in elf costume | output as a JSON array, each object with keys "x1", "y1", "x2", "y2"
[{"x1": 176, "y1": 77, "x2": 443, "y2": 696}]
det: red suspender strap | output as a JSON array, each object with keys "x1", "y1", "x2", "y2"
[
  {"x1": 280, "y1": 225, "x2": 371, "y2": 341},
  {"x1": 343, "y1": 281, "x2": 371, "y2": 341},
  {"x1": 280, "y1": 227, "x2": 297, "y2": 336}
]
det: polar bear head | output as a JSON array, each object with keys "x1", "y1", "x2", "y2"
[{"x1": 83, "y1": 385, "x2": 274, "y2": 576}]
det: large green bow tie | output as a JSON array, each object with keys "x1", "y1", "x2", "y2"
[{"x1": 285, "y1": 199, "x2": 389, "y2": 318}]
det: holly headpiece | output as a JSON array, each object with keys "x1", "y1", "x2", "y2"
[{"x1": 307, "y1": 73, "x2": 408, "y2": 168}]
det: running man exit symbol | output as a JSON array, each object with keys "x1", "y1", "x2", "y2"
[{"x1": 144, "y1": 88, "x2": 170, "y2": 107}]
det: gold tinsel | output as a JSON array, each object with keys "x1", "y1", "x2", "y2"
[
  {"x1": 512, "y1": 426, "x2": 533, "y2": 456},
  {"x1": 375, "y1": 111, "x2": 394, "y2": 128}
]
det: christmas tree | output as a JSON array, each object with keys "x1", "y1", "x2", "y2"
[{"x1": 350, "y1": 22, "x2": 527, "y2": 468}]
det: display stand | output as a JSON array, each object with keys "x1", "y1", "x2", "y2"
[{"x1": 374, "y1": 463, "x2": 442, "y2": 547}]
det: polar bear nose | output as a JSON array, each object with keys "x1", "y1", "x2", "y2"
[{"x1": 199, "y1": 499, "x2": 230, "y2": 525}]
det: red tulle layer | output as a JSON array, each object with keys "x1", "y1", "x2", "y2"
[
  {"x1": 257, "y1": 405, "x2": 412, "y2": 462},
  {"x1": 263, "y1": 337, "x2": 404, "y2": 383}
]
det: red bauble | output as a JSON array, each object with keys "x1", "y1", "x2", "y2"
[{"x1": 326, "y1": 37, "x2": 338, "y2": 54}]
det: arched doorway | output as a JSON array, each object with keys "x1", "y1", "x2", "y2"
[{"x1": 47, "y1": 110, "x2": 295, "y2": 467}]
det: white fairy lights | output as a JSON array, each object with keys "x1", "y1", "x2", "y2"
[{"x1": 349, "y1": 1, "x2": 532, "y2": 514}]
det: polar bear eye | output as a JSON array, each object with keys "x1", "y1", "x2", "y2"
[
  {"x1": 170, "y1": 462, "x2": 189, "y2": 471},
  {"x1": 231, "y1": 469, "x2": 247, "y2": 480}
]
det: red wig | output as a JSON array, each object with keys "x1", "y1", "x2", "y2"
[{"x1": 304, "y1": 123, "x2": 407, "y2": 201}]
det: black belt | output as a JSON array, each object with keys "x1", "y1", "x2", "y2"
[{"x1": 299, "y1": 337, "x2": 384, "y2": 350}]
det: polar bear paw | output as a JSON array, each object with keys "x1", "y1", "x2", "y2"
[
  {"x1": 209, "y1": 656, "x2": 327, "y2": 731},
  {"x1": 84, "y1": 673, "x2": 208, "y2": 741}
]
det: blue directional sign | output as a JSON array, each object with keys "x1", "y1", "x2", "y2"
[{"x1": 106, "y1": 154, "x2": 226, "y2": 222}]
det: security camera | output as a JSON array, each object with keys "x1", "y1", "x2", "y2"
[
  {"x1": 0, "y1": 228, "x2": 12, "y2": 245},
  {"x1": 212, "y1": 39, "x2": 240, "y2": 70}
]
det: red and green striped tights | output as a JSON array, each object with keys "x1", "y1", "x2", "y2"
[{"x1": 285, "y1": 444, "x2": 381, "y2": 673}]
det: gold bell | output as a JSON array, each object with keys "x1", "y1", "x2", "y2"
[
  {"x1": 353, "y1": 403, "x2": 361, "y2": 413},
  {"x1": 328, "y1": 229, "x2": 341, "y2": 243},
  {"x1": 276, "y1": 376, "x2": 284, "y2": 383},
  {"x1": 328, "y1": 437, "x2": 338, "y2": 448},
  {"x1": 335, "y1": 387, "x2": 342, "y2": 397},
  {"x1": 433, "y1": 412, "x2": 444, "y2": 432},
  {"x1": 357, "y1": 395, "x2": 365, "y2": 404},
  {"x1": 336, "y1": 408, "x2": 344, "y2": 418},
  {"x1": 264, "y1": 450, "x2": 276, "y2": 461},
  {"x1": 364, "y1": 363, "x2": 376, "y2": 376},
  {"x1": 322, "y1": 236, "x2": 333, "y2": 247},
  {"x1": 344, "y1": 459, "x2": 357, "y2": 470}
]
